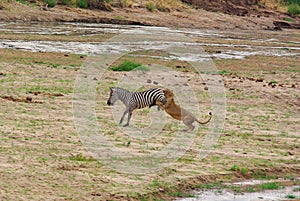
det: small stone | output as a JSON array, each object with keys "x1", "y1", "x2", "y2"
[
  {"x1": 153, "y1": 81, "x2": 158, "y2": 85},
  {"x1": 26, "y1": 97, "x2": 32, "y2": 102},
  {"x1": 204, "y1": 86, "x2": 208, "y2": 91},
  {"x1": 147, "y1": 79, "x2": 151, "y2": 83}
]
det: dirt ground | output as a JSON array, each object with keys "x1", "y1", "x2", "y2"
[
  {"x1": 0, "y1": 23, "x2": 299, "y2": 200},
  {"x1": 0, "y1": 0, "x2": 299, "y2": 30}
]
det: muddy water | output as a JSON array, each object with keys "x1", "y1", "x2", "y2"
[
  {"x1": 178, "y1": 179, "x2": 300, "y2": 201},
  {"x1": 0, "y1": 22, "x2": 299, "y2": 61}
]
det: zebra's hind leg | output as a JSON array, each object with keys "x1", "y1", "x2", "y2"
[
  {"x1": 124, "y1": 109, "x2": 133, "y2": 127},
  {"x1": 119, "y1": 109, "x2": 128, "y2": 124}
]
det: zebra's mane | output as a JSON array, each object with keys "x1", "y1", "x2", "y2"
[{"x1": 113, "y1": 87, "x2": 131, "y2": 94}]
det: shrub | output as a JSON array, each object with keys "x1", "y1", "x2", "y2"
[
  {"x1": 288, "y1": 3, "x2": 300, "y2": 14},
  {"x1": 146, "y1": 2, "x2": 155, "y2": 11},
  {"x1": 77, "y1": 0, "x2": 88, "y2": 8},
  {"x1": 44, "y1": 0, "x2": 57, "y2": 7},
  {"x1": 111, "y1": 61, "x2": 149, "y2": 71},
  {"x1": 285, "y1": 0, "x2": 300, "y2": 4}
]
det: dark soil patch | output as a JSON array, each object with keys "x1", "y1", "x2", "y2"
[{"x1": 0, "y1": 95, "x2": 43, "y2": 103}]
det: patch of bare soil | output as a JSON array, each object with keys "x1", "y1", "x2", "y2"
[
  {"x1": 182, "y1": 0, "x2": 260, "y2": 16},
  {"x1": 0, "y1": 95, "x2": 43, "y2": 103}
]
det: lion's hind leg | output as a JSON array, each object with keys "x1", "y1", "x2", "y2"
[{"x1": 182, "y1": 116, "x2": 195, "y2": 131}]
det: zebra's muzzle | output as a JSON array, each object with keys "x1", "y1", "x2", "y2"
[{"x1": 107, "y1": 100, "x2": 112, "y2": 106}]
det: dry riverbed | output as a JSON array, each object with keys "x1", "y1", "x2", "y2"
[{"x1": 0, "y1": 24, "x2": 299, "y2": 200}]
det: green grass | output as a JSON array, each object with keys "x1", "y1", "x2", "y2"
[
  {"x1": 285, "y1": 194, "x2": 297, "y2": 199},
  {"x1": 44, "y1": 0, "x2": 57, "y2": 7},
  {"x1": 69, "y1": 153, "x2": 97, "y2": 162},
  {"x1": 283, "y1": 17, "x2": 295, "y2": 22},
  {"x1": 285, "y1": 0, "x2": 300, "y2": 5},
  {"x1": 288, "y1": 3, "x2": 300, "y2": 15},
  {"x1": 218, "y1": 70, "x2": 231, "y2": 75},
  {"x1": 146, "y1": 2, "x2": 155, "y2": 12},
  {"x1": 230, "y1": 165, "x2": 248, "y2": 175},
  {"x1": 111, "y1": 61, "x2": 149, "y2": 71},
  {"x1": 16, "y1": 0, "x2": 27, "y2": 4},
  {"x1": 259, "y1": 182, "x2": 280, "y2": 190}
]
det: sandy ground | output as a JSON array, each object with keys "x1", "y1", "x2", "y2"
[{"x1": 0, "y1": 26, "x2": 299, "y2": 200}]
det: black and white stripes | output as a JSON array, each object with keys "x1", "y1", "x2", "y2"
[{"x1": 107, "y1": 87, "x2": 166, "y2": 126}]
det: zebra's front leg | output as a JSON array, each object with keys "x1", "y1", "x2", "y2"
[
  {"x1": 123, "y1": 109, "x2": 133, "y2": 127},
  {"x1": 119, "y1": 109, "x2": 128, "y2": 124}
]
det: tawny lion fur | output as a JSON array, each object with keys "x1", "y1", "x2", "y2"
[{"x1": 156, "y1": 89, "x2": 212, "y2": 131}]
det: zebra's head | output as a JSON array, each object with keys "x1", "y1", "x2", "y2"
[{"x1": 107, "y1": 87, "x2": 119, "y2": 106}]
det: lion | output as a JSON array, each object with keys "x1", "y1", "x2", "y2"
[{"x1": 156, "y1": 88, "x2": 212, "y2": 131}]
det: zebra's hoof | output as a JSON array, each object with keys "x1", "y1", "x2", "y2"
[{"x1": 123, "y1": 124, "x2": 129, "y2": 127}]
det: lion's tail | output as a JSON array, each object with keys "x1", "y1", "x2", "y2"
[{"x1": 196, "y1": 112, "x2": 212, "y2": 125}]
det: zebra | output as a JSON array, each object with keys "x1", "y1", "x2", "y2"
[{"x1": 107, "y1": 87, "x2": 166, "y2": 127}]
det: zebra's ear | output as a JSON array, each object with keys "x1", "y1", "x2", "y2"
[{"x1": 110, "y1": 87, "x2": 115, "y2": 91}]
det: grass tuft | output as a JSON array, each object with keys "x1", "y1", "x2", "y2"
[
  {"x1": 69, "y1": 153, "x2": 97, "y2": 162},
  {"x1": 111, "y1": 61, "x2": 149, "y2": 71},
  {"x1": 146, "y1": 2, "x2": 155, "y2": 11},
  {"x1": 259, "y1": 182, "x2": 280, "y2": 190},
  {"x1": 288, "y1": 3, "x2": 300, "y2": 15},
  {"x1": 44, "y1": 0, "x2": 57, "y2": 7}
]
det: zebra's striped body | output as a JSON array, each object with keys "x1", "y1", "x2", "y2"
[{"x1": 107, "y1": 87, "x2": 166, "y2": 126}]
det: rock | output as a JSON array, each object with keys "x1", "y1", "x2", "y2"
[
  {"x1": 26, "y1": 97, "x2": 32, "y2": 102},
  {"x1": 204, "y1": 86, "x2": 208, "y2": 90},
  {"x1": 147, "y1": 79, "x2": 151, "y2": 83}
]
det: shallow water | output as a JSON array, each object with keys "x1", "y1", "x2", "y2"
[
  {"x1": 178, "y1": 186, "x2": 300, "y2": 201},
  {"x1": 176, "y1": 178, "x2": 300, "y2": 201},
  {"x1": 178, "y1": 178, "x2": 300, "y2": 201},
  {"x1": 0, "y1": 22, "x2": 299, "y2": 61}
]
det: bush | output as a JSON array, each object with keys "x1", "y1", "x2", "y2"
[
  {"x1": 77, "y1": 0, "x2": 88, "y2": 8},
  {"x1": 146, "y1": 2, "x2": 155, "y2": 11},
  {"x1": 288, "y1": 3, "x2": 300, "y2": 14},
  {"x1": 44, "y1": 0, "x2": 57, "y2": 7},
  {"x1": 111, "y1": 61, "x2": 149, "y2": 71},
  {"x1": 285, "y1": 0, "x2": 300, "y2": 4}
]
